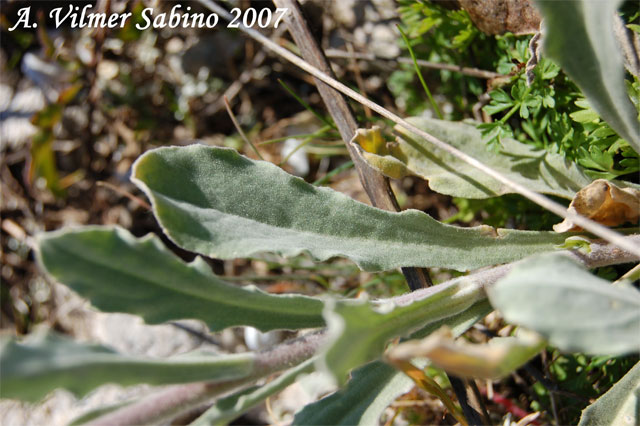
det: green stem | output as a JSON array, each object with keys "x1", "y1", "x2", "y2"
[
  {"x1": 258, "y1": 125, "x2": 335, "y2": 146},
  {"x1": 278, "y1": 79, "x2": 337, "y2": 129},
  {"x1": 500, "y1": 103, "x2": 520, "y2": 123},
  {"x1": 501, "y1": 87, "x2": 533, "y2": 123},
  {"x1": 279, "y1": 135, "x2": 314, "y2": 166},
  {"x1": 397, "y1": 25, "x2": 443, "y2": 120},
  {"x1": 312, "y1": 160, "x2": 354, "y2": 186}
]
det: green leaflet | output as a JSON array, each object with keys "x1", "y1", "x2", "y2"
[
  {"x1": 0, "y1": 333, "x2": 254, "y2": 402},
  {"x1": 292, "y1": 361, "x2": 412, "y2": 426},
  {"x1": 321, "y1": 280, "x2": 492, "y2": 384},
  {"x1": 132, "y1": 145, "x2": 568, "y2": 272},
  {"x1": 355, "y1": 118, "x2": 593, "y2": 199},
  {"x1": 535, "y1": 0, "x2": 640, "y2": 153},
  {"x1": 191, "y1": 358, "x2": 316, "y2": 425},
  {"x1": 37, "y1": 226, "x2": 324, "y2": 332},
  {"x1": 489, "y1": 254, "x2": 640, "y2": 355},
  {"x1": 578, "y1": 361, "x2": 640, "y2": 426}
]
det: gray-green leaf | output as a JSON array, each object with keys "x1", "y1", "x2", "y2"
[
  {"x1": 191, "y1": 358, "x2": 316, "y2": 426},
  {"x1": 0, "y1": 333, "x2": 254, "y2": 402},
  {"x1": 578, "y1": 361, "x2": 640, "y2": 426},
  {"x1": 535, "y1": 0, "x2": 640, "y2": 153},
  {"x1": 132, "y1": 145, "x2": 567, "y2": 272},
  {"x1": 293, "y1": 361, "x2": 412, "y2": 426},
  {"x1": 488, "y1": 254, "x2": 640, "y2": 355},
  {"x1": 36, "y1": 226, "x2": 324, "y2": 332},
  {"x1": 357, "y1": 119, "x2": 593, "y2": 199},
  {"x1": 322, "y1": 280, "x2": 492, "y2": 384}
]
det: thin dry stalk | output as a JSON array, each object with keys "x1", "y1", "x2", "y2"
[
  {"x1": 95, "y1": 181, "x2": 151, "y2": 210},
  {"x1": 324, "y1": 49, "x2": 502, "y2": 80},
  {"x1": 345, "y1": 43, "x2": 372, "y2": 118},
  {"x1": 223, "y1": 96, "x2": 264, "y2": 160}
]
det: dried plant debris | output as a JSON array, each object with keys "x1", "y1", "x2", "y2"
[
  {"x1": 385, "y1": 327, "x2": 544, "y2": 380},
  {"x1": 553, "y1": 180, "x2": 640, "y2": 232},
  {"x1": 458, "y1": 0, "x2": 541, "y2": 35}
]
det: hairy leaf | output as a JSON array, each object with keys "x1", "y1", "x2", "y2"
[
  {"x1": 354, "y1": 120, "x2": 592, "y2": 199},
  {"x1": 132, "y1": 145, "x2": 568, "y2": 272},
  {"x1": 37, "y1": 226, "x2": 324, "y2": 332},
  {"x1": 321, "y1": 280, "x2": 492, "y2": 384},
  {"x1": 489, "y1": 254, "x2": 640, "y2": 355},
  {"x1": 192, "y1": 358, "x2": 316, "y2": 425},
  {"x1": 0, "y1": 333, "x2": 254, "y2": 402},
  {"x1": 578, "y1": 361, "x2": 640, "y2": 426},
  {"x1": 535, "y1": 0, "x2": 640, "y2": 153},
  {"x1": 293, "y1": 361, "x2": 412, "y2": 426}
]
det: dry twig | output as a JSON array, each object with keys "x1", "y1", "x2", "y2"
[
  {"x1": 223, "y1": 96, "x2": 264, "y2": 160},
  {"x1": 324, "y1": 48, "x2": 502, "y2": 79}
]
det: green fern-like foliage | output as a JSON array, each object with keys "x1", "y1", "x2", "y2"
[{"x1": 396, "y1": 1, "x2": 640, "y2": 180}]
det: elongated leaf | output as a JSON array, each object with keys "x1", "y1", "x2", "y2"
[
  {"x1": 579, "y1": 361, "x2": 640, "y2": 426},
  {"x1": 535, "y1": 0, "x2": 640, "y2": 153},
  {"x1": 37, "y1": 226, "x2": 324, "y2": 332},
  {"x1": 293, "y1": 361, "x2": 412, "y2": 426},
  {"x1": 132, "y1": 145, "x2": 567, "y2": 272},
  {"x1": 0, "y1": 333, "x2": 254, "y2": 402},
  {"x1": 355, "y1": 120, "x2": 593, "y2": 199},
  {"x1": 321, "y1": 279, "x2": 492, "y2": 384},
  {"x1": 488, "y1": 254, "x2": 640, "y2": 355},
  {"x1": 191, "y1": 358, "x2": 316, "y2": 425},
  {"x1": 299, "y1": 299, "x2": 490, "y2": 425}
]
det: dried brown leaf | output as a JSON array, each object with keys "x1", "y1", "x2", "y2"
[{"x1": 553, "y1": 179, "x2": 640, "y2": 232}]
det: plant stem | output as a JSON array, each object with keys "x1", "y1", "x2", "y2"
[
  {"x1": 397, "y1": 25, "x2": 444, "y2": 120},
  {"x1": 224, "y1": 96, "x2": 264, "y2": 160},
  {"x1": 257, "y1": 125, "x2": 334, "y2": 146},
  {"x1": 278, "y1": 134, "x2": 314, "y2": 166},
  {"x1": 500, "y1": 103, "x2": 520, "y2": 123},
  {"x1": 88, "y1": 331, "x2": 326, "y2": 426},
  {"x1": 278, "y1": 79, "x2": 337, "y2": 130},
  {"x1": 324, "y1": 49, "x2": 502, "y2": 80},
  {"x1": 312, "y1": 160, "x2": 354, "y2": 185}
]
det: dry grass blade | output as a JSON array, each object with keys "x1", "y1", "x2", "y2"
[
  {"x1": 199, "y1": 0, "x2": 640, "y2": 259},
  {"x1": 324, "y1": 49, "x2": 502, "y2": 80},
  {"x1": 223, "y1": 96, "x2": 264, "y2": 160},
  {"x1": 96, "y1": 181, "x2": 151, "y2": 210}
]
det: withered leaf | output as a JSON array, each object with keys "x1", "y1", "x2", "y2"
[
  {"x1": 385, "y1": 327, "x2": 544, "y2": 380},
  {"x1": 553, "y1": 179, "x2": 640, "y2": 232}
]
